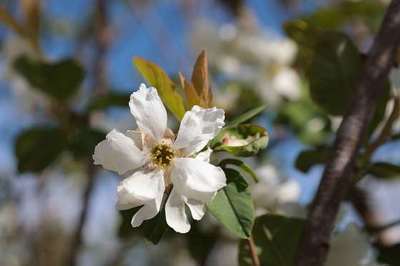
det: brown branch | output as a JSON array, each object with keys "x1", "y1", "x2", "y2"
[
  {"x1": 295, "y1": 1, "x2": 400, "y2": 266},
  {"x1": 246, "y1": 236, "x2": 260, "y2": 266},
  {"x1": 65, "y1": 0, "x2": 109, "y2": 265}
]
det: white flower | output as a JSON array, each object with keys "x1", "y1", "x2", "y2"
[
  {"x1": 93, "y1": 84, "x2": 226, "y2": 233},
  {"x1": 326, "y1": 224, "x2": 381, "y2": 266}
]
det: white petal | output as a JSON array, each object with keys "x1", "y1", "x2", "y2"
[
  {"x1": 129, "y1": 83, "x2": 167, "y2": 140},
  {"x1": 184, "y1": 198, "x2": 206, "y2": 220},
  {"x1": 171, "y1": 158, "x2": 226, "y2": 202},
  {"x1": 174, "y1": 105, "x2": 225, "y2": 155},
  {"x1": 131, "y1": 200, "x2": 160, "y2": 227},
  {"x1": 93, "y1": 129, "x2": 145, "y2": 175},
  {"x1": 125, "y1": 129, "x2": 143, "y2": 150},
  {"x1": 194, "y1": 148, "x2": 212, "y2": 162},
  {"x1": 117, "y1": 169, "x2": 165, "y2": 210},
  {"x1": 165, "y1": 189, "x2": 191, "y2": 233}
]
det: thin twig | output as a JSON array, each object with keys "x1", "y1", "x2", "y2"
[
  {"x1": 246, "y1": 236, "x2": 260, "y2": 266},
  {"x1": 65, "y1": 0, "x2": 109, "y2": 265},
  {"x1": 295, "y1": 1, "x2": 400, "y2": 266}
]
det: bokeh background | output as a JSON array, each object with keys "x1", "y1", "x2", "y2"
[{"x1": 0, "y1": 0, "x2": 399, "y2": 266}]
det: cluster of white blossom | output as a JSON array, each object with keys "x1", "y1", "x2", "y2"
[{"x1": 192, "y1": 19, "x2": 301, "y2": 108}]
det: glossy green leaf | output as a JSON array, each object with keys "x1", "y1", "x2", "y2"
[
  {"x1": 15, "y1": 126, "x2": 68, "y2": 173},
  {"x1": 239, "y1": 214, "x2": 306, "y2": 266},
  {"x1": 133, "y1": 57, "x2": 186, "y2": 120},
  {"x1": 13, "y1": 56, "x2": 84, "y2": 101},
  {"x1": 87, "y1": 92, "x2": 130, "y2": 111},
  {"x1": 207, "y1": 168, "x2": 255, "y2": 239},
  {"x1": 213, "y1": 124, "x2": 268, "y2": 157},
  {"x1": 367, "y1": 162, "x2": 400, "y2": 180},
  {"x1": 295, "y1": 147, "x2": 331, "y2": 173}
]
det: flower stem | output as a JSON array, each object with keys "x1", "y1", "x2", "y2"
[{"x1": 246, "y1": 236, "x2": 260, "y2": 266}]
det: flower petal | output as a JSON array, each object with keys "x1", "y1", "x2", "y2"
[
  {"x1": 184, "y1": 198, "x2": 206, "y2": 220},
  {"x1": 165, "y1": 188, "x2": 191, "y2": 233},
  {"x1": 129, "y1": 83, "x2": 167, "y2": 140},
  {"x1": 131, "y1": 199, "x2": 160, "y2": 227},
  {"x1": 125, "y1": 129, "x2": 143, "y2": 150},
  {"x1": 195, "y1": 148, "x2": 212, "y2": 162},
  {"x1": 171, "y1": 158, "x2": 226, "y2": 202},
  {"x1": 117, "y1": 169, "x2": 165, "y2": 210},
  {"x1": 173, "y1": 105, "x2": 225, "y2": 155},
  {"x1": 93, "y1": 129, "x2": 145, "y2": 175}
]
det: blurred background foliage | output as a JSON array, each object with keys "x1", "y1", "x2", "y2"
[{"x1": 0, "y1": 0, "x2": 400, "y2": 266}]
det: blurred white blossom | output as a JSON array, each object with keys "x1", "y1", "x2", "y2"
[
  {"x1": 326, "y1": 224, "x2": 383, "y2": 266},
  {"x1": 192, "y1": 20, "x2": 301, "y2": 108}
]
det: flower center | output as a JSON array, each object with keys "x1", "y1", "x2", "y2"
[{"x1": 150, "y1": 143, "x2": 175, "y2": 168}]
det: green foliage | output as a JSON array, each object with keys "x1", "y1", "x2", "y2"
[
  {"x1": 118, "y1": 207, "x2": 169, "y2": 244},
  {"x1": 367, "y1": 162, "x2": 400, "y2": 180},
  {"x1": 299, "y1": 0, "x2": 384, "y2": 31},
  {"x1": 308, "y1": 32, "x2": 362, "y2": 116},
  {"x1": 13, "y1": 56, "x2": 84, "y2": 101},
  {"x1": 133, "y1": 57, "x2": 186, "y2": 120},
  {"x1": 238, "y1": 214, "x2": 305, "y2": 266},
  {"x1": 86, "y1": 92, "x2": 130, "y2": 111},
  {"x1": 219, "y1": 158, "x2": 259, "y2": 182},
  {"x1": 295, "y1": 147, "x2": 331, "y2": 173},
  {"x1": 207, "y1": 168, "x2": 255, "y2": 239},
  {"x1": 213, "y1": 124, "x2": 268, "y2": 157},
  {"x1": 186, "y1": 223, "x2": 218, "y2": 265},
  {"x1": 68, "y1": 127, "x2": 105, "y2": 159},
  {"x1": 15, "y1": 126, "x2": 68, "y2": 173},
  {"x1": 228, "y1": 104, "x2": 267, "y2": 127},
  {"x1": 377, "y1": 244, "x2": 400, "y2": 266}
]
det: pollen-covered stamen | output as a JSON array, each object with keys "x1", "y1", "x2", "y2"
[{"x1": 150, "y1": 143, "x2": 175, "y2": 168}]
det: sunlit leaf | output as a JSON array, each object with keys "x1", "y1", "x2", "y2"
[
  {"x1": 207, "y1": 168, "x2": 255, "y2": 239},
  {"x1": 238, "y1": 214, "x2": 305, "y2": 266},
  {"x1": 179, "y1": 72, "x2": 201, "y2": 108},
  {"x1": 133, "y1": 57, "x2": 186, "y2": 120},
  {"x1": 15, "y1": 126, "x2": 68, "y2": 173}
]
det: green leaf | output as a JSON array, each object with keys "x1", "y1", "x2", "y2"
[
  {"x1": 219, "y1": 158, "x2": 259, "y2": 182},
  {"x1": 187, "y1": 223, "x2": 218, "y2": 265},
  {"x1": 377, "y1": 244, "x2": 400, "y2": 266},
  {"x1": 308, "y1": 32, "x2": 362, "y2": 115},
  {"x1": 299, "y1": 1, "x2": 384, "y2": 31},
  {"x1": 87, "y1": 92, "x2": 130, "y2": 111},
  {"x1": 207, "y1": 168, "x2": 255, "y2": 239},
  {"x1": 238, "y1": 214, "x2": 306, "y2": 266},
  {"x1": 68, "y1": 127, "x2": 105, "y2": 159},
  {"x1": 228, "y1": 104, "x2": 267, "y2": 127},
  {"x1": 295, "y1": 147, "x2": 331, "y2": 173},
  {"x1": 133, "y1": 57, "x2": 186, "y2": 120},
  {"x1": 13, "y1": 56, "x2": 84, "y2": 101},
  {"x1": 367, "y1": 162, "x2": 400, "y2": 180},
  {"x1": 212, "y1": 124, "x2": 268, "y2": 157},
  {"x1": 15, "y1": 126, "x2": 68, "y2": 173},
  {"x1": 118, "y1": 206, "x2": 169, "y2": 244}
]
